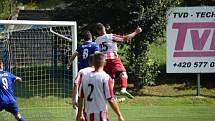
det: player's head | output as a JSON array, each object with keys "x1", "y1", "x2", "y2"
[
  {"x1": 93, "y1": 52, "x2": 105, "y2": 70},
  {"x1": 83, "y1": 30, "x2": 92, "y2": 41},
  {"x1": 88, "y1": 54, "x2": 94, "y2": 67},
  {"x1": 96, "y1": 23, "x2": 106, "y2": 35},
  {"x1": 0, "y1": 59, "x2": 3, "y2": 70}
]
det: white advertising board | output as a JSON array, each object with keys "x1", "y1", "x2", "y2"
[{"x1": 167, "y1": 7, "x2": 215, "y2": 73}]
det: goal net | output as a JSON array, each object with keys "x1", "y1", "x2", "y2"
[{"x1": 0, "y1": 20, "x2": 77, "y2": 121}]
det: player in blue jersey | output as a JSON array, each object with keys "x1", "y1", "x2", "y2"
[
  {"x1": 0, "y1": 59, "x2": 25, "y2": 121},
  {"x1": 67, "y1": 30, "x2": 99, "y2": 70}
]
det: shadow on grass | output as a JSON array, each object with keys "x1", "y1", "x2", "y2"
[
  {"x1": 129, "y1": 90, "x2": 215, "y2": 99},
  {"x1": 156, "y1": 72, "x2": 215, "y2": 89}
]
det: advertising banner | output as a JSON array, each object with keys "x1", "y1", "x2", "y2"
[{"x1": 167, "y1": 7, "x2": 215, "y2": 73}]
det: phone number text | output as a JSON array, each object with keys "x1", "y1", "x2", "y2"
[{"x1": 173, "y1": 62, "x2": 215, "y2": 68}]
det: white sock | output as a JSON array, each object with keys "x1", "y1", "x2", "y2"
[{"x1": 121, "y1": 88, "x2": 126, "y2": 92}]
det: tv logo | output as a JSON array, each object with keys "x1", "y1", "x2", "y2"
[{"x1": 172, "y1": 22, "x2": 215, "y2": 57}]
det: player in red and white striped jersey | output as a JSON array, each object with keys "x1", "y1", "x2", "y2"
[
  {"x1": 95, "y1": 23, "x2": 142, "y2": 99},
  {"x1": 77, "y1": 52, "x2": 124, "y2": 121},
  {"x1": 72, "y1": 55, "x2": 94, "y2": 108},
  {"x1": 72, "y1": 55, "x2": 94, "y2": 120}
]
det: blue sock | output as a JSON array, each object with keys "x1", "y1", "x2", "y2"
[{"x1": 18, "y1": 117, "x2": 25, "y2": 121}]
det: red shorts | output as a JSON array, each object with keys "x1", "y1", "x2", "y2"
[{"x1": 104, "y1": 58, "x2": 126, "y2": 78}]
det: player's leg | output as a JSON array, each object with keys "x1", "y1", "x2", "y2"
[
  {"x1": 104, "y1": 59, "x2": 125, "y2": 102},
  {"x1": 119, "y1": 71, "x2": 134, "y2": 99},
  {"x1": 15, "y1": 113, "x2": 25, "y2": 121},
  {"x1": 104, "y1": 59, "x2": 115, "y2": 85},
  {"x1": 112, "y1": 58, "x2": 134, "y2": 99},
  {"x1": 5, "y1": 102, "x2": 25, "y2": 121},
  {"x1": 119, "y1": 72, "x2": 128, "y2": 90}
]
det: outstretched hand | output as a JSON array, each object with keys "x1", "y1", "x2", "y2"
[{"x1": 135, "y1": 26, "x2": 142, "y2": 34}]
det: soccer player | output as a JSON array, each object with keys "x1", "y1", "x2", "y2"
[
  {"x1": 72, "y1": 55, "x2": 94, "y2": 109},
  {"x1": 67, "y1": 30, "x2": 99, "y2": 70},
  {"x1": 95, "y1": 23, "x2": 142, "y2": 99},
  {"x1": 77, "y1": 52, "x2": 124, "y2": 121},
  {"x1": 0, "y1": 59, "x2": 25, "y2": 121}
]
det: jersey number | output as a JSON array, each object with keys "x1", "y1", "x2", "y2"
[
  {"x1": 2, "y1": 78, "x2": 8, "y2": 90},
  {"x1": 99, "y1": 42, "x2": 108, "y2": 52},
  {"x1": 83, "y1": 48, "x2": 89, "y2": 59},
  {"x1": 87, "y1": 84, "x2": 94, "y2": 101}
]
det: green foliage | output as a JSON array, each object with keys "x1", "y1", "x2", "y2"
[
  {"x1": 181, "y1": 0, "x2": 215, "y2": 6},
  {"x1": 17, "y1": 0, "x2": 63, "y2": 9},
  {"x1": 127, "y1": 42, "x2": 160, "y2": 87},
  {"x1": 148, "y1": 42, "x2": 166, "y2": 66},
  {"x1": 0, "y1": 0, "x2": 16, "y2": 19},
  {"x1": 126, "y1": 0, "x2": 179, "y2": 88},
  {"x1": 147, "y1": 42, "x2": 166, "y2": 73}
]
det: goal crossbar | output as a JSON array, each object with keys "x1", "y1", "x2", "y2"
[{"x1": 0, "y1": 20, "x2": 77, "y2": 26}]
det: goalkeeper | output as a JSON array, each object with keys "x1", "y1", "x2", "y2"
[{"x1": 0, "y1": 59, "x2": 25, "y2": 121}]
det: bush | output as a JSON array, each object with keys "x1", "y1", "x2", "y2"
[
  {"x1": 143, "y1": 58, "x2": 160, "y2": 85},
  {"x1": 0, "y1": 0, "x2": 16, "y2": 19},
  {"x1": 127, "y1": 42, "x2": 160, "y2": 88},
  {"x1": 125, "y1": 0, "x2": 179, "y2": 89}
]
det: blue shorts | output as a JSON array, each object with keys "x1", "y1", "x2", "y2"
[{"x1": 0, "y1": 102, "x2": 19, "y2": 116}]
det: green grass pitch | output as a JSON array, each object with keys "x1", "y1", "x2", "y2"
[{"x1": 1, "y1": 96, "x2": 215, "y2": 121}]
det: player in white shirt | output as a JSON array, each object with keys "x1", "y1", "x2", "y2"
[
  {"x1": 72, "y1": 55, "x2": 94, "y2": 119},
  {"x1": 77, "y1": 52, "x2": 124, "y2": 121},
  {"x1": 95, "y1": 23, "x2": 142, "y2": 99}
]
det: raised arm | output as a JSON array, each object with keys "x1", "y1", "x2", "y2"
[
  {"x1": 112, "y1": 26, "x2": 142, "y2": 43},
  {"x1": 124, "y1": 26, "x2": 142, "y2": 41},
  {"x1": 67, "y1": 52, "x2": 79, "y2": 69}
]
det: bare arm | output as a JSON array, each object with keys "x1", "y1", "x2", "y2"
[
  {"x1": 108, "y1": 98, "x2": 124, "y2": 121},
  {"x1": 77, "y1": 97, "x2": 85, "y2": 121},
  {"x1": 123, "y1": 26, "x2": 142, "y2": 41},
  {"x1": 72, "y1": 84, "x2": 79, "y2": 109},
  {"x1": 67, "y1": 52, "x2": 79, "y2": 69}
]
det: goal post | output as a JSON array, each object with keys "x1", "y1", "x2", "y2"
[
  {"x1": 0, "y1": 20, "x2": 78, "y2": 79},
  {"x1": 0, "y1": 20, "x2": 77, "y2": 121}
]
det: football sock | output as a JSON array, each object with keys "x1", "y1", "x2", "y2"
[
  {"x1": 120, "y1": 76, "x2": 127, "y2": 88},
  {"x1": 18, "y1": 117, "x2": 25, "y2": 121}
]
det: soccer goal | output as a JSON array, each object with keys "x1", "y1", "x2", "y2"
[{"x1": 0, "y1": 20, "x2": 77, "y2": 121}]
